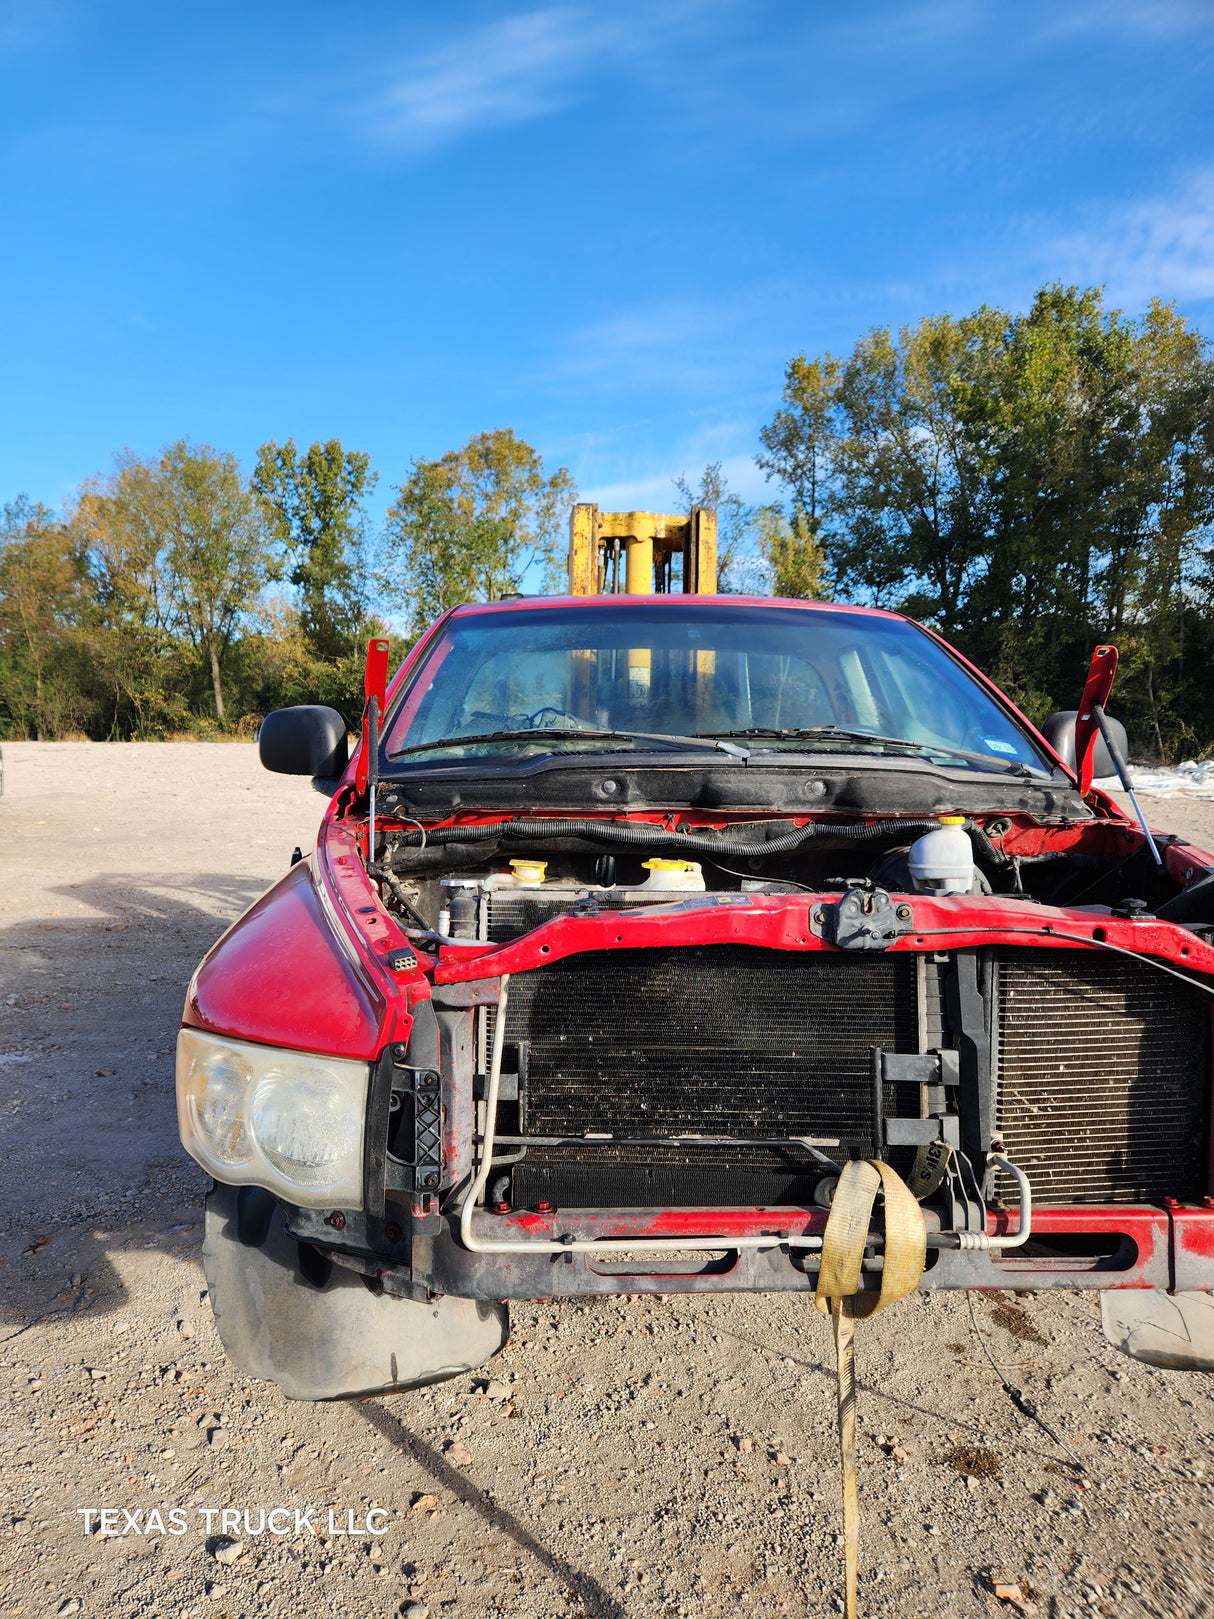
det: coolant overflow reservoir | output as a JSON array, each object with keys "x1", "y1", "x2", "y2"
[
  {"x1": 640, "y1": 858, "x2": 706, "y2": 891},
  {"x1": 907, "y1": 817, "x2": 975, "y2": 895},
  {"x1": 508, "y1": 859, "x2": 548, "y2": 885}
]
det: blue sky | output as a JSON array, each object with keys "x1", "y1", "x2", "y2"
[{"x1": 2, "y1": 0, "x2": 1213, "y2": 522}]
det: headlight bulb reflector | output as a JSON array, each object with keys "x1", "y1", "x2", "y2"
[{"x1": 250, "y1": 1065, "x2": 363, "y2": 1188}]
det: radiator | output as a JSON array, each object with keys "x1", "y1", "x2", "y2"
[
  {"x1": 490, "y1": 939, "x2": 1210, "y2": 1210},
  {"x1": 496, "y1": 944, "x2": 917, "y2": 1206},
  {"x1": 995, "y1": 948, "x2": 1210, "y2": 1205}
]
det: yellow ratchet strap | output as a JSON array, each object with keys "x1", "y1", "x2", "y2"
[{"x1": 814, "y1": 1160, "x2": 927, "y2": 1619}]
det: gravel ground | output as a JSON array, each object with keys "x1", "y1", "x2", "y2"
[{"x1": 1, "y1": 742, "x2": 1212, "y2": 1619}]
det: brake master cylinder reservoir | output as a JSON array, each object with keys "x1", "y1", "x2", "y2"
[
  {"x1": 907, "y1": 816, "x2": 975, "y2": 895},
  {"x1": 639, "y1": 858, "x2": 706, "y2": 892}
]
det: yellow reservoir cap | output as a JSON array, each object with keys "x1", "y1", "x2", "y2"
[
  {"x1": 938, "y1": 816, "x2": 966, "y2": 825},
  {"x1": 509, "y1": 859, "x2": 547, "y2": 883},
  {"x1": 642, "y1": 858, "x2": 697, "y2": 872}
]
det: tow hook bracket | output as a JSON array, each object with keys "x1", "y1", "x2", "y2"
[
  {"x1": 385, "y1": 1066, "x2": 444, "y2": 1194},
  {"x1": 814, "y1": 885, "x2": 913, "y2": 950}
]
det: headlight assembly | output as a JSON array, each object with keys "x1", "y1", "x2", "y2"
[{"x1": 176, "y1": 1028, "x2": 368, "y2": 1208}]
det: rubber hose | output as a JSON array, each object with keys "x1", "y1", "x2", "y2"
[
  {"x1": 384, "y1": 816, "x2": 948, "y2": 860},
  {"x1": 963, "y1": 818, "x2": 1010, "y2": 869}
]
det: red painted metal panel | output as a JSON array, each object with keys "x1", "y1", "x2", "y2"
[
  {"x1": 364, "y1": 636, "x2": 390, "y2": 710},
  {"x1": 445, "y1": 593, "x2": 906, "y2": 621},
  {"x1": 433, "y1": 889, "x2": 1214, "y2": 983},
  {"x1": 486, "y1": 1204, "x2": 1174, "y2": 1288},
  {"x1": 339, "y1": 612, "x2": 457, "y2": 797},
  {"x1": 354, "y1": 636, "x2": 391, "y2": 794},
  {"x1": 1165, "y1": 841, "x2": 1214, "y2": 886},
  {"x1": 183, "y1": 860, "x2": 388, "y2": 1059},
  {"x1": 318, "y1": 819, "x2": 413, "y2": 964},
  {"x1": 1024, "y1": 1206, "x2": 1169, "y2": 1289},
  {"x1": 1074, "y1": 644, "x2": 1119, "y2": 795},
  {"x1": 502, "y1": 1207, "x2": 829, "y2": 1239}
]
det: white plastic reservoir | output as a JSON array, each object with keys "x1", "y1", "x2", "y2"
[
  {"x1": 907, "y1": 817, "x2": 975, "y2": 895},
  {"x1": 639, "y1": 858, "x2": 706, "y2": 892}
]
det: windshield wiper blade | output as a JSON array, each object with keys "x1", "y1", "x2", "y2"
[
  {"x1": 392, "y1": 727, "x2": 743, "y2": 759},
  {"x1": 598, "y1": 728, "x2": 748, "y2": 757},
  {"x1": 698, "y1": 727, "x2": 1034, "y2": 777}
]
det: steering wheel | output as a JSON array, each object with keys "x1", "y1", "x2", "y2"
[{"x1": 524, "y1": 705, "x2": 587, "y2": 730}]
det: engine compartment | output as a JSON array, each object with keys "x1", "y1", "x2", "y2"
[{"x1": 368, "y1": 810, "x2": 1199, "y2": 941}]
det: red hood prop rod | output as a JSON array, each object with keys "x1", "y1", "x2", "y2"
[
  {"x1": 357, "y1": 637, "x2": 390, "y2": 863},
  {"x1": 1074, "y1": 643, "x2": 1161, "y2": 868}
]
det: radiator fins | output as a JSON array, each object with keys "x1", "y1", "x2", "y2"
[
  {"x1": 995, "y1": 949, "x2": 1209, "y2": 1205},
  {"x1": 494, "y1": 944, "x2": 917, "y2": 1204},
  {"x1": 489, "y1": 942, "x2": 1209, "y2": 1210}
]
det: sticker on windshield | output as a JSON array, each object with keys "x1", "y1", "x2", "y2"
[{"x1": 982, "y1": 737, "x2": 1018, "y2": 755}]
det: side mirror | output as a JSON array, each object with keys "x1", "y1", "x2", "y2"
[
  {"x1": 259, "y1": 706, "x2": 349, "y2": 792},
  {"x1": 1039, "y1": 709, "x2": 1128, "y2": 780}
]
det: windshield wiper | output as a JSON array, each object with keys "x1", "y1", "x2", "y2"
[
  {"x1": 698, "y1": 727, "x2": 1036, "y2": 777},
  {"x1": 392, "y1": 727, "x2": 747, "y2": 760}
]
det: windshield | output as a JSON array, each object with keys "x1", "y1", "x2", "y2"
[{"x1": 383, "y1": 601, "x2": 1054, "y2": 776}]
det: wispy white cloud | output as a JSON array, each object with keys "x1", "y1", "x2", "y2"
[
  {"x1": 1040, "y1": 0, "x2": 1214, "y2": 43},
  {"x1": 870, "y1": 0, "x2": 1214, "y2": 51},
  {"x1": 583, "y1": 449, "x2": 768, "y2": 512},
  {"x1": 549, "y1": 279, "x2": 799, "y2": 396},
  {"x1": 370, "y1": 6, "x2": 654, "y2": 150},
  {"x1": 1045, "y1": 168, "x2": 1214, "y2": 307},
  {"x1": 557, "y1": 296, "x2": 738, "y2": 386}
]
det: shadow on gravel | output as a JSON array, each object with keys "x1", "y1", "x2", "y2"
[
  {"x1": 358, "y1": 1401, "x2": 626, "y2": 1619},
  {"x1": 723, "y1": 1327, "x2": 1077, "y2": 1470},
  {"x1": 0, "y1": 870, "x2": 267, "y2": 1330}
]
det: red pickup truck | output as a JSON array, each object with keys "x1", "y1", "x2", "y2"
[{"x1": 176, "y1": 594, "x2": 1214, "y2": 1399}]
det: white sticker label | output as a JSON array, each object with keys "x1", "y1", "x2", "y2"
[{"x1": 982, "y1": 737, "x2": 1017, "y2": 755}]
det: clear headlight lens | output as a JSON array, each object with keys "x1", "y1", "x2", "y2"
[
  {"x1": 250, "y1": 1067, "x2": 357, "y2": 1187},
  {"x1": 176, "y1": 1028, "x2": 368, "y2": 1208},
  {"x1": 184, "y1": 1044, "x2": 254, "y2": 1167}
]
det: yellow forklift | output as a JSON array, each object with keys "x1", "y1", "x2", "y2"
[
  {"x1": 565, "y1": 504, "x2": 719, "y2": 711},
  {"x1": 567, "y1": 503, "x2": 717, "y2": 596}
]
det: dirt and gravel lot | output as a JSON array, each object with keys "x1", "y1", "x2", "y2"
[{"x1": 1, "y1": 741, "x2": 1212, "y2": 1619}]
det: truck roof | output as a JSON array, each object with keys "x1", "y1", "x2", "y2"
[{"x1": 447, "y1": 593, "x2": 907, "y2": 621}]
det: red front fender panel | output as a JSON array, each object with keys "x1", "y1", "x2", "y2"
[{"x1": 183, "y1": 859, "x2": 390, "y2": 1059}]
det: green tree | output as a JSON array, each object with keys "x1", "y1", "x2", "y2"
[
  {"x1": 757, "y1": 285, "x2": 1214, "y2": 758},
  {"x1": 252, "y1": 438, "x2": 377, "y2": 660},
  {"x1": 672, "y1": 461, "x2": 751, "y2": 590},
  {"x1": 754, "y1": 504, "x2": 827, "y2": 599},
  {"x1": 384, "y1": 429, "x2": 575, "y2": 632},
  {"x1": 75, "y1": 442, "x2": 273, "y2": 725},
  {"x1": 834, "y1": 311, "x2": 1004, "y2": 627},
  {"x1": 70, "y1": 457, "x2": 188, "y2": 737},
  {"x1": 756, "y1": 352, "x2": 840, "y2": 551},
  {"x1": 0, "y1": 497, "x2": 92, "y2": 738},
  {"x1": 673, "y1": 462, "x2": 826, "y2": 597},
  {"x1": 157, "y1": 442, "x2": 274, "y2": 722}
]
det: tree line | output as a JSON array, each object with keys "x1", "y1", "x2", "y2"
[
  {"x1": 0, "y1": 429, "x2": 572, "y2": 739},
  {"x1": 754, "y1": 285, "x2": 1214, "y2": 759},
  {"x1": 2, "y1": 283, "x2": 1212, "y2": 760}
]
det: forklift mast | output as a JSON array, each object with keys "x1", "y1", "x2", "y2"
[{"x1": 567, "y1": 504, "x2": 717, "y2": 596}]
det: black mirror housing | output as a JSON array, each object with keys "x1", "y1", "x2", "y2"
[
  {"x1": 1039, "y1": 709, "x2": 1128, "y2": 780},
  {"x1": 259, "y1": 706, "x2": 349, "y2": 785}
]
